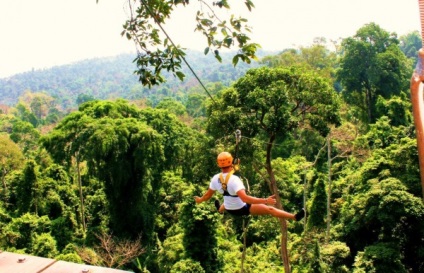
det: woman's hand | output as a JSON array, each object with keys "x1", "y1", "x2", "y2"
[
  {"x1": 194, "y1": 196, "x2": 202, "y2": 204},
  {"x1": 265, "y1": 194, "x2": 277, "y2": 206}
]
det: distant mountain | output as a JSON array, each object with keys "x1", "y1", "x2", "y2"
[{"x1": 0, "y1": 50, "x2": 274, "y2": 110}]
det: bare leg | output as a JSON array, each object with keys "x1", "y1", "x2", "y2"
[{"x1": 249, "y1": 204, "x2": 296, "y2": 220}]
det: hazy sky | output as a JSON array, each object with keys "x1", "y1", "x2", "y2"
[{"x1": 0, "y1": 0, "x2": 421, "y2": 78}]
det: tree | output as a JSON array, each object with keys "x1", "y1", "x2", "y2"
[
  {"x1": 171, "y1": 259, "x2": 206, "y2": 273},
  {"x1": 12, "y1": 103, "x2": 38, "y2": 127},
  {"x1": 15, "y1": 160, "x2": 38, "y2": 215},
  {"x1": 261, "y1": 38, "x2": 339, "y2": 85},
  {"x1": 206, "y1": 66, "x2": 341, "y2": 272},
  {"x1": 324, "y1": 122, "x2": 358, "y2": 242},
  {"x1": 76, "y1": 94, "x2": 96, "y2": 105},
  {"x1": 156, "y1": 98, "x2": 187, "y2": 116},
  {"x1": 309, "y1": 241, "x2": 325, "y2": 273},
  {"x1": 337, "y1": 23, "x2": 411, "y2": 124},
  {"x1": 353, "y1": 243, "x2": 407, "y2": 273},
  {"x1": 320, "y1": 241, "x2": 350, "y2": 273},
  {"x1": 41, "y1": 100, "x2": 164, "y2": 241},
  {"x1": 118, "y1": 0, "x2": 259, "y2": 86},
  {"x1": 94, "y1": 232, "x2": 145, "y2": 269},
  {"x1": 9, "y1": 119, "x2": 41, "y2": 154},
  {"x1": 399, "y1": 30, "x2": 421, "y2": 66},
  {"x1": 0, "y1": 213, "x2": 51, "y2": 251},
  {"x1": 307, "y1": 175, "x2": 327, "y2": 230},
  {"x1": 32, "y1": 233, "x2": 59, "y2": 258},
  {"x1": 341, "y1": 175, "x2": 424, "y2": 272},
  {"x1": 375, "y1": 93, "x2": 412, "y2": 127},
  {"x1": 179, "y1": 195, "x2": 221, "y2": 273},
  {"x1": 0, "y1": 135, "x2": 24, "y2": 201},
  {"x1": 185, "y1": 93, "x2": 207, "y2": 118}
]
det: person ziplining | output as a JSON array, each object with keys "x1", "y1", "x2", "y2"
[{"x1": 194, "y1": 151, "x2": 305, "y2": 221}]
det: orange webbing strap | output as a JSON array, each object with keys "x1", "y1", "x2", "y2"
[
  {"x1": 219, "y1": 169, "x2": 234, "y2": 190},
  {"x1": 419, "y1": 0, "x2": 424, "y2": 44}
]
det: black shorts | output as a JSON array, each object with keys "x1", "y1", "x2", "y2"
[{"x1": 226, "y1": 204, "x2": 251, "y2": 216}]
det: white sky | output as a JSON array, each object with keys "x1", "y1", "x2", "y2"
[{"x1": 0, "y1": 0, "x2": 421, "y2": 78}]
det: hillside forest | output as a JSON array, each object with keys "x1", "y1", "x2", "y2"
[{"x1": 0, "y1": 23, "x2": 423, "y2": 273}]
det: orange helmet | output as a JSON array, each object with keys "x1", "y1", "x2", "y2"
[{"x1": 217, "y1": 152, "x2": 233, "y2": 168}]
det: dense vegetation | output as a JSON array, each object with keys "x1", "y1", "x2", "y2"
[{"x1": 0, "y1": 24, "x2": 423, "y2": 273}]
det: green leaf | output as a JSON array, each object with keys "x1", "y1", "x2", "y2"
[
  {"x1": 201, "y1": 19, "x2": 212, "y2": 27},
  {"x1": 232, "y1": 55, "x2": 239, "y2": 67},
  {"x1": 224, "y1": 37, "x2": 233, "y2": 47},
  {"x1": 204, "y1": 47, "x2": 210, "y2": 55},
  {"x1": 245, "y1": 0, "x2": 255, "y2": 11},
  {"x1": 175, "y1": 71, "x2": 185, "y2": 81}
]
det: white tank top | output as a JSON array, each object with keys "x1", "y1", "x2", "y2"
[{"x1": 209, "y1": 172, "x2": 246, "y2": 210}]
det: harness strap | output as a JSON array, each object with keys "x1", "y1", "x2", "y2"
[{"x1": 219, "y1": 170, "x2": 238, "y2": 197}]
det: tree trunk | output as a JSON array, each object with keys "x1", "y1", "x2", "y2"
[
  {"x1": 265, "y1": 134, "x2": 291, "y2": 273},
  {"x1": 326, "y1": 137, "x2": 332, "y2": 243},
  {"x1": 410, "y1": 49, "x2": 424, "y2": 201},
  {"x1": 1, "y1": 172, "x2": 7, "y2": 201},
  {"x1": 76, "y1": 155, "x2": 86, "y2": 231},
  {"x1": 303, "y1": 174, "x2": 308, "y2": 231},
  {"x1": 366, "y1": 87, "x2": 373, "y2": 123}
]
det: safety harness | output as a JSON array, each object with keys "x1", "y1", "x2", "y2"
[{"x1": 219, "y1": 170, "x2": 238, "y2": 197}]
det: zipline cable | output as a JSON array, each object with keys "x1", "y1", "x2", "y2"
[
  {"x1": 136, "y1": 0, "x2": 246, "y2": 139},
  {"x1": 138, "y1": 0, "x2": 217, "y2": 105}
]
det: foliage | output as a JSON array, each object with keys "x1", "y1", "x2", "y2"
[
  {"x1": 241, "y1": 241, "x2": 285, "y2": 273},
  {"x1": 15, "y1": 160, "x2": 38, "y2": 215},
  {"x1": 375, "y1": 93, "x2": 412, "y2": 127},
  {"x1": 399, "y1": 30, "x2": 422, "y2": 67},
  {"x1": 170, "y1": 259, "x2": 206, "y2": 273},
  {"x1": 353, "y1": 243, "x2": 407, "y2": 273},
  {"x1": 179, "y1": 194, "x2": 221, "y2": 273},
  {"x1": 309, "y1": 240, "x2": 325, "y2": 273},
  {"x1": 156, "y1": 171, "x2": 194, "y2": 239},
  {"x1": 41, "y1": 100, "x2": 165, "y2": 241},
  {"x1": 9, "y1": 119, "x2": 40, "y2": 154},
  {"x1": 341, "y1": 177, "x2": 424, "y2": 271},
  {"x1": 337, "y1": 23, "x2": 411, "y2": 124},
  {"x1": 32, "y1": 232, "x2": 59, "y2": 258},
  {"x1": 320, "y1": 241, "x2": 350, "y2": 273},
  {"x1": 155, "y1": 98, "x2": 187, "y2": 116},
  {"x1": 207, "y1": 66, "x2": 341, "y2": 142},
  {"x1": 121, "y1": 0, "x2": 259, "y2": 86},
  {"x1": 307, "y1": 175, "x2": 327, "y2": 230},
  {"x1": 157, "y1": 224, "x2": 186, "y2": 272},
  {"x1": 261, "y1": 39, "x2": 339, "y2": 87},
  {"x1": 0, "y1": 134, "x2": 24, "y2": 200},
  {"x1": 0, "y1": 213, "x2": 51, "y2": 252},
  {"x1": 55, "y1": 252, "x2": 84, "y2": 264}
]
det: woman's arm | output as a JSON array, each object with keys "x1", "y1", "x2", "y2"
[
  {"x1": 194, "y1": 188, "x2": 215, "y2": 204},
  {"x1": 237, "y1": 190, "x2": 276, "y2": 205}
]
